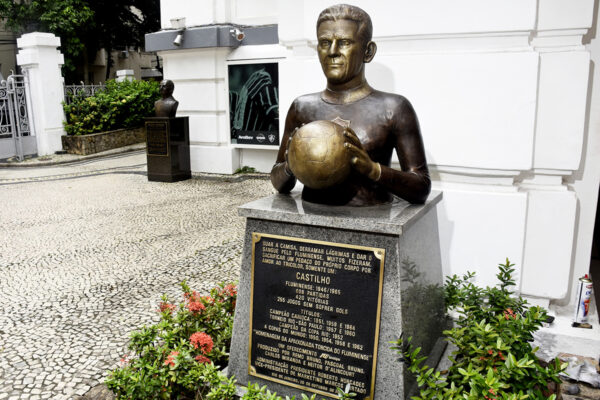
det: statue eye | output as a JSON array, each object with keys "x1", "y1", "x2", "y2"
[
  {"x1": 319, "y1": 40, "x2": 331, "y2": 48},
  {"x1": 339, "y1": 40, "x2": 352, "y2": 47}
]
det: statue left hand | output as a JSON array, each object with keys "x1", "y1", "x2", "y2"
[{"x1": 343, "y1": 128, "x2": 381, "y2": 181}]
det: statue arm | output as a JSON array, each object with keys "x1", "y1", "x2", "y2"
[
  {"x1": 270, "y1": 101, "x2": 298, "y2": 193},
  {"x1": 378, "y1": 165, "x2": 430, "y2": 204},
  {"x1": 379, "y1": 99, "x2": 431, "y2": 204}
]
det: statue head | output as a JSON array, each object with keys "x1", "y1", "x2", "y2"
[
  {"x1": 159, "y1": 79, "x2": 175, "y2": 99},
  {"x1": 316, "y1": 4, "x2": 377, "y2": 86}
]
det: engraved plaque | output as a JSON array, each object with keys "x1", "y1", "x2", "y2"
[
  {"x1": 146, "y1": 121, "x2": 169, "y2": 156},
  {"x1": 249, "y1": 233, "x2": 385, "y2": 399}
]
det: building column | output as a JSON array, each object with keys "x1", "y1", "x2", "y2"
[{"x1": 16, "y1": 32, "x2": 66, "y2": 156}]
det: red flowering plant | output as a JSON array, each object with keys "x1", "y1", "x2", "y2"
[
  {"x1": 392, "y1": 259, "x2": 567, "y2": 400},
  {"x1": 106, "y1": 281, "x2": 238, "y2": 399}
]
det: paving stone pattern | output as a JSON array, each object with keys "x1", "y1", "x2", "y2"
[{"x1": 0, "y1": 152, "x2": 274, "y2": 399}]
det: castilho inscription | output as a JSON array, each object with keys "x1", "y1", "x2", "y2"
[{"x1": 249, "y1": 233, "x2": 385, "y2": 399}]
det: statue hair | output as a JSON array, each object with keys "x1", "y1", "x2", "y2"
[
  {"x1": 160, "y1": 80, "x2": 174, "y2": 89},
  {"x1": 316, "y1": 4, "x2": 373, "y2": 44}
]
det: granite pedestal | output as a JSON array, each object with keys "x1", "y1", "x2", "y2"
[
  {"x1": 229, "y1": 191, "x2": 446, "y2": 400},
  {"x1": 145, "y1": 117, "x2": 191, "y2": 182}
]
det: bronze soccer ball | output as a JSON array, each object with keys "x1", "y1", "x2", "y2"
[{"x1": 287, "y1": 120, "x2": 351, "y2": 189}]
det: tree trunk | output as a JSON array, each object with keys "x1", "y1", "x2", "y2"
[
  {"x1": 83, "y1": 47, "x2": 89, "y2": 84},
  {"x1": 105, "y1": 47, "x2": 112, "y2": 81}
]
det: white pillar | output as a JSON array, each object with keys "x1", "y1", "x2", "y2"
[{"x1": 16, "y1": 32, "x2": 66, "y2": 156}]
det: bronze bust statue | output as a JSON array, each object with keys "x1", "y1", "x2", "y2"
[
  {"x1": 155, "y1": 80, "x2": 179, "y2": 118},
  {"x1": 270, "y1": 4, "x2": 430, "y2": 206}
]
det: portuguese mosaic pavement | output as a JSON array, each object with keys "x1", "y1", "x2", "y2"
[{"x1": 0, "y1": 150, "x2": 273, "y2": 399}]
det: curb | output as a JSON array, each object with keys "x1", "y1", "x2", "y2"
[
  {"x1": 192, "y1": 172, "x2": 270, "y2": 182},
  {"x1": 0, "y1": 145, "x2": 147, "y2": 168}
]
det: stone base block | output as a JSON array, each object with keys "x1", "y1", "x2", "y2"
[
  {"x1": 229, "y1": 191, "x2": 447, "y2": 399},
  {"x1": 61, "y1": 127, "x2": 145, "y2": 155}
]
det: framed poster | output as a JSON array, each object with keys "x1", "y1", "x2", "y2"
[{"x1": 228, "y1": 62, "x2": 279, "y2": 146}]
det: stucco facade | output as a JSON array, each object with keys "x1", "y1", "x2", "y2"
[{"x1": 149, "y1": 0, "x2": 600, "y2": 353}]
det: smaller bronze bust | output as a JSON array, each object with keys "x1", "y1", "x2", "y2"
[{"x1": 155, "y1": 80, "x2": 179, "y2": 117}]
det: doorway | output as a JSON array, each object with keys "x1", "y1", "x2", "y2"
[{"x1": 591, "y1": 186, "x2": 600, "y2": 320}]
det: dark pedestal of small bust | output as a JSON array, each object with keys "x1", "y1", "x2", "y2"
[{"x1": 145, "y1": 117, "x2": 191, "y2": 182}]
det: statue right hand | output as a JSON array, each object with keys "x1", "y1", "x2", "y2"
[
  {"x1": 342, "y1": 127, "x2": 364, "y2": 150},
  {"x1": 343, "y1": 127, "x2": 381, "y2": 181}
]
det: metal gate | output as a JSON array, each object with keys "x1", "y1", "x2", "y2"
[{"x1": 0, "y1": 73, "x2": 36, "y2": 161}]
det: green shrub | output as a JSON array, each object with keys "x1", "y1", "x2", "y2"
[
  {"x1": 63, "y1": 79, "x2": 159, "y2": 135},
  {"x1": 106, "y1": 282, "x2": 238, "y2": 399},
  {"x1": 106, "y1": 281, "x2": 357, "y2": 400},
  {"x1": 234, "y1": 166, "x2": 258, "y2": 174},
  {"x1": 392, "y1": 259, "x2": 566, "y2": 400}
]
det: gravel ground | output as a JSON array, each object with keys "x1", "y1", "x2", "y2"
[{"x1": 0, "y1": 150, "x2": 273, "y2": 399}]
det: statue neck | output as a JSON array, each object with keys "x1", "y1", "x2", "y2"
[{"x1": 321, "y1": 81, "x2": 374, "y2": 105}]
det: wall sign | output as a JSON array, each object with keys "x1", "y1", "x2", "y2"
[{"x1": 228, "y1": 63, "x2": 279, "y2": 146}]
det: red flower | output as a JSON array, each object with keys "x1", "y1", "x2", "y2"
[
  {"x1": 190, "y1": 332, "x2": 214, "y2": 354},
  {"x1": 158, "y1": 302, "x2": 176, "y2": 314},
  {"x1": 220, "y1": 284, "x2": 238, "y2": 298},
  {"x1": 187, "y1": 301, "x2": 206, "y2": 314},
  {"x1": 164, "y1": 351, "x2": 179, "y2": 367},
  {"x1": 195, "y1": 355, "x2": 210, "y2": 364},
  {"x1": 503, "y1": 308, "x2": 516, "y2": 320},
  {"x1": 185, "y1": 291, "x2": 208, "y2": 314},
  {"x1": 487, "y1": 349, "x2": 494, "y2": 355}
]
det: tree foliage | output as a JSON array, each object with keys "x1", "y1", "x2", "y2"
[{"x1": 0, "y1": 0, "x2": 160, "y2": 81}]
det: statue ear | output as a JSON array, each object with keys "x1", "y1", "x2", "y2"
[{"x1": 364, "y1": 41, "x2": 377, "y2": 63}]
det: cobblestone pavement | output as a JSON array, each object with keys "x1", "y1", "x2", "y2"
[{"x1": 0, "y1": 150, "x2": 274, "y2": 399}]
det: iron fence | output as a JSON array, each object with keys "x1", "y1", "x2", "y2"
[
  {"x1": 64, "y1": 82, "x2": 106, "y2": 105},
  {"x1": 0, "y1": 73, "x2": 35, "y2": 160}
]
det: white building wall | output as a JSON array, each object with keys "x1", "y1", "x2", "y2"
[
  {"x1": 160, "y1": 0, "x2": 278, "y2": 29},
  {"x1": 569, "y1": 7, "x2": 600, "y2": 308},
  {"x1": 157, "y1": 0, "x2": 598, "y2": 320},
  {"x1": 160, "y1": 47, "x2": 239, "y2": 173}
]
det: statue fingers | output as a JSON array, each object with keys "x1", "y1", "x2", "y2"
[
  {"x1": 343, "y1": 128, "x2": 362, "y2": 148},
  {"x1": 345, "y1": 126, "x2": 358, "y2": 137},
  {"x1": 285, "y1": 128, "x2": 297, "y2": 152},
  {"x1": 344, "y1": 142, "x2": 369, "y2": 160},
  {"x1": 289, "y1": 126, "x2": 299, "y2": 139},
  {"x1": 350, "y1": 156, "x2": 372, "y2": 176},
  {"x1": 351, "y1": 156, "x2": 380, "y2": 180}
]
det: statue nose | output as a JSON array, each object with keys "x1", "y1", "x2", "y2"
[{"x1": 328, "y1": 40, "x2": 340, "y2": 56}]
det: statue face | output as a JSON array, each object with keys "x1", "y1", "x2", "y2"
[
  {"x1": 160, "y1": 81, "x2": 173, "y2": 98},
  {"x1": 317, "y1": 19, "x2": 366, "y2": 85}
]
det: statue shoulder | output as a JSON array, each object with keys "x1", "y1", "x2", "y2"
[
  {"x1": 290, "y1": 92, "x2": 322, "y2": 113},
  {"x1": 371, "y1": 90, "x2": 417, "y2": 119},
  {"x1": 293, "y1": 92, "x2": 321, "y2": 105},
  {"x1": 371, "y1": 90, "x2": 411, "y2": 108}
]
